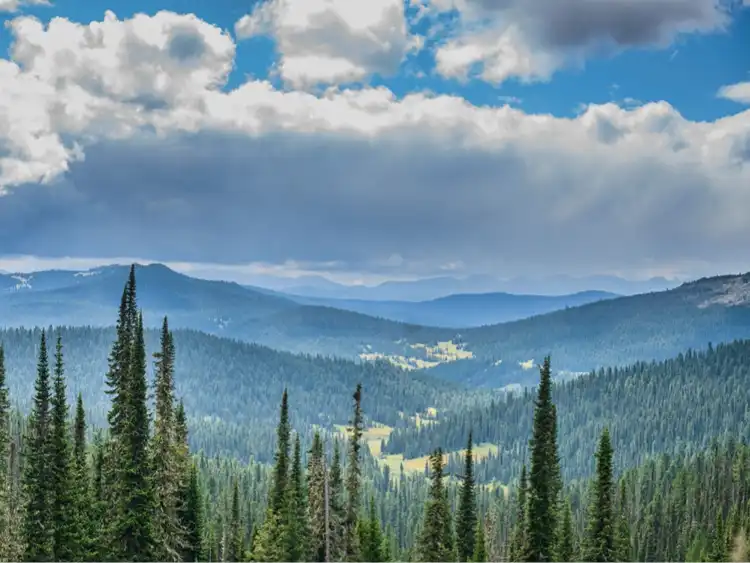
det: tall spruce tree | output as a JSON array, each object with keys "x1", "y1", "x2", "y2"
[
  {"x1": 49, "y1": 335, "x2": 77, "y2": 560},
  {"x1": 457, "y1": 431, "x2": 477, "y2": 561},
  {"x1": 152, "y1": 317, "x2": 183, "y2": 561},
  {"x1": 21, "y1": 330, "x2": 54, "y2": 561},
  {"x1": 472, "y1": 519, "x2": 487, "y2": 563},
  {"x1": 329, "y1": 441, "x2": 346, "y2": 562},
  {"x1": 524, "y1": 356, "x2": 561, "y2": 562},
  {"x1": 226, "y1": 479, "x2": 243, "y2": 562},
  {"x1": 285, "y1": 435, "x2": 309, "y2": 561},
  {"x1": 181, "y1": 462, "x2": 205, "y2": 562},
  {"x1": 554, "y1": 498, "x2": 576, "y2": 562},
  {"x1": 510, "y1": 464, "x2": 529, "y2": 561},
  {"x1": 345, "y1": 384, "x2": 364, "y2": 561},
  {"x1": 0, "y1": 345, "x2": 10, "y2": 559},
  {"x1": 583, "y1": 428, "x2": 615, "y2": 562},
  {"x1": 72, "y1": 393, "x2": 93, "y2": 561},
  {"x1": 306, "y1": 431, "x2": 327, "y2": 562},
  {"x1": 416, "y1": 449, "x2": 454, "y2": 562}
]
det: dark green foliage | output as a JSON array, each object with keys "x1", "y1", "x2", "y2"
[
  {"x1": 345, "y1": 384, "x2": 364, "y2": 561},
  {"x1": 456, "y1": 431, "x2": 477, "y2": 561},
  {"x1": 416, "y1": 449, "x2": 454, "y2": 562},
  {"x1": 509, "y1": 464, "x2": 528, "y2": 561},
  {"x1": 524, "y1": 356, "x2": 561, "y2": 562},
  {"x1": 582, "y1": 428, "x2": 616, "y2": 562},
  {"x1": 50, "y1": 335, "x2": 77, "y2": 560},
  {"x1": 0, "y1": 344, "x2": 11, "y2": 556},
  {"x1": 329, "y1": 442, "x2": 346, "y2": 561},
  {"x1": 554, "y1": 499, "x2": 575, "y2": 562},
  {"x1": 359, "y1": 496, "x2": 385, "y2": 562},
  {"x1": 226, "y1": 479, "x2": 243, "y2": 562},
  {"x1": 306, "y1": 431, "x2": 327, "y2": 562},
  {"x1": 472, "y1": 519, "x2": 486, "y2": 563},
  {"x1": 72, "y1": 393, "x2": 94, "y2": 560},
  {"x1": 180, "y1": 462, "x2": 204, "y2": 562},
  {"x1": 284, "y1": 435, "x2": 309, "y2": 561},
  {"x1": 614, "y1": 481, "x2": 631, "y2": 562},
  {"x1": 21, "y1": 330, "x2": 54, "y2": 561}
]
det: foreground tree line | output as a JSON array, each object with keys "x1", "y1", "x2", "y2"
[{"x1": 0, "y1": 266, "x2": 750, "y2": 561}]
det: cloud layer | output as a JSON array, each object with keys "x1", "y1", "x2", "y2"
[{"x1": 0, "y1": 9, "x2": 749, "y2": 279}]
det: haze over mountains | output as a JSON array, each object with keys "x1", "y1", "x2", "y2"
[{"x1": 1, "y1": 263, "x2": 749, "y2": 388}]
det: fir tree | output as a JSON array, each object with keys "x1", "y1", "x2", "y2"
[
  {"x1": 21, "y1": 330, "x2": 54, "y2": 561},
  {"x1": 226, "y1": 479, "x2": 243, "y2": 562},
  {"x1": 524, "y1": 356, "x2": 561, "y2": 562},
  {"x1": 472, "y1": 519, "x2": 487, "y2": 563},
  {"x1": 510, "y1": 464, "x2": 529, "y2": 561},
  {"x1": 306, "y1": 431, "x2": 327, "y2": 562},
  {"x1": 72, "y1": 393, "x2": 93, "y2": 561},
  {"x1": 152, "y1": 317, "x2": 183, "y2": 561},
  {"x1": 457, "y1": 431, "x2": 477, "y2": 561},
  {"x1": 554, "y1": 498, "x2": 575, "y2": 562},
  {"x1": 49, "y1": 335, "x2": 77, "y2": 560},
  {"x1": 360, "y1": 496, "x2": 384, "y2": 562},
  {"x1": 284, "y1": 435, "x2": 309, "y2": 561},
  {"x1": 583, "y1": 428, "x2": 615, "y2": 562},
  {"x1": 345, "y1": 384, "x2": 364, "y2": 561},
  {"x1": 615, "y1": 481, "x2": 631, "y2": 562},
  {"x1": 329, "y1": 441, "x2": 346, "y2": 561},
  {"x1": 0, "y1": 345, "x2": 10, "y2": 559},
  {"x1": 416, "y1": 449, "x2": 454, "y2": 562},
  {"x1": 181, "y1": 462, "x2": 205, "y2": 562}
]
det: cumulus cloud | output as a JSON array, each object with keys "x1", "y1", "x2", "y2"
[
  {"x1": 718, "y1": 81, "x2": 750, "y2": 104},
  {"x1": 0, "y1": 10, "x2": 749, "y2": 279},
  {"x1": 431, "y1": 0, "x2": 733, "y2": 83},
  {"x1": 234, "y1": 0, "x2": 410, "y2": 89},
  {"x1": 0, "y1": 0, "x2": 49, "y2": 13}
]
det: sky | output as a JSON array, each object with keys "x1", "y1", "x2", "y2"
[{"x1": 0, "y1": 0, "x2": 749, "y2": 286}]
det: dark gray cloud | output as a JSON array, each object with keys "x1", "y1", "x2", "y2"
[{"x1": 0, "y1": 129, "x2": 747, "y2": 278}]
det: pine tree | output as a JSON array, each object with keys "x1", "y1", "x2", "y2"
[
  {"x1": 416, "y1": 449, "x2": 454, "y2": 562},
  {"x1": 472, "y1": 519, "x2": 487, "y2": 563},
  {"x1": 226, "y1": 479, "x2": 243, "y2": 562},
  {"x1": 457, "y1": 431, "x2": 477, "y2": 561},
  {"x1": 510, "y1": 464, "x2": 529, "y2": 561},
  {"x1": 329, "y1": 441, "x2": 346, "y2": 561},
  {"x1": 181, "y1": 462, "x2": 205, "y2": 562},
  {"x1": 345, "y1": 384, "x2": 364, "y2": 561},
  {"x1": 0, "y1": 345, "x2": 10, "y2": 559},
  {"x1": 554, "y1": 498, "x2": 575, "y2": 562},
  {"x1": 524, "y1": 356, "x2": 561, "y2": 562},
  {"x1": 72, "y1": 393, "x2": 93, "y2": 561},
  {"x1": 615, "y1": 481, "x2": 631, "y2": 562},
  {"x1": 284, "y1": 435, "x2": 309, "y2": 561},
  {"x1": 21, "y1": 330, "x2": 54, "y2": 561},
  {"x1": 112, "y1": 307, "x2": 156, "y2": 560},
  {"x1": 90, "y1": 431, "x2": 107, "y2": 560},
  {"x1": 583, "y1": 428, "x2": 616, "y2": 562},
  {"x1": 49, "y1": 335, "x2": 77, "y2": 560},
  {"x1": 306, "y1": 431, "x2": 327, "y2": 562},
  {"x1": 152, "y1": 317, "x2": 183, "y2": 561}
]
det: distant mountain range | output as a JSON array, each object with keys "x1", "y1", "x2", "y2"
[
  {"x1": 249, "y1": 272, "x2": 680, "y2": 301},
  {"x1": 1, "y1": 264, "x2": 749, "y2": 388}
]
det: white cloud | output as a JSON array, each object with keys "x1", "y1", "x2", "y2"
[
  {"x1": 0, "y1": 11, "x2": 749, "y2": 278},
  {"x1": 430, "y1": 0, "x2": 731, "y2": 84},
  {"x1": 0, "y1": 0, "x2": 49, "y2": 13},
  {"x1": 718, "y1": 81, "x2": 750, "y2": 104},
  {"x1": 234, "y1": 0, "x2": 410, "y2": 89}
]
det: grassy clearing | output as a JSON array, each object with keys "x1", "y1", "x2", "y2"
[{"x1": 359, "y1": 340, "x2": 473, "y2": 371}]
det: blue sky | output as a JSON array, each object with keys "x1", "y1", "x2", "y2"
[{"x1": 0, "y1": 0, "x2": 749, "y2": 286}]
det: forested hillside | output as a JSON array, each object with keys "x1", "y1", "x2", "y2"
[
  {"x1": 2, "y1": 265, "x2": 750, "y2": 562},
  {"x1": 0, "y1": 325, "x2": 458, "y2": 462},
  {"x1": 386, "y1": 339, "x2": 750, "y2": 483}
]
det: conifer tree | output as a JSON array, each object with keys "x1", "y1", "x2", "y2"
[
  {"x1": 284, "y1": 435, "x2": 309, "y2": 561},
  {"x1": 457, "y1": 431, "x2": 477, "y2": 561},
  {"x1": 583, "y1": 428, "x2": 615, "y2": 562},
  {"x1": 0, "y1": 345, "x2": 10, "y2": 558},
  {"x1": 329, "y1": 441, "x2": 346, "y2": 561},
  {"x1": 709, "y1": 511, "x2": 727, "y2": 563},
  {"x1": 112, "y1": 306, "x2": 156, "y2": 560},
  {"x1": 3, "y1": 441, "x2": 24, "y2": 561},
  {"x1": 345, "y1": 384, "x2": 364, "y2": 561},
  {"x1": 416, "y1": 449, "x2": 454, "y2": 562},
  {"x1": 49, "y1": 335, "x2": 77, "y2": 560},
  {"x1": 524, "y1": 356, "x2": 561, "y2": 562},
  {"x1": 21, "y1": 330, "x2": 54, "y2": 561},
  {"x1": 152, "y1": 317, "x2": 183, "y2": 561},
  {"x1": 359, "y1": 496, "x2": 384, "y2": 562},
  {"x1": 181, "y1": 462, "x2": 205, "y2": 563},
  {"x1": 472, "y1": 520, "x2": 487, "y2": 563},
  {"x1": 510, "y1": 464, "x2": 529, "y2": 561},
  {"x1": 615, "y1": 481, "x2": 631, "y2": 562},
  {"x1": 554, "y1": 498, "x2": 575, "y2": 562},
  {"x1": 306, "y1": 431, "x2": 327, "y2": 562},
  {"x1": 226, "y1": 479, "x2": 243, "y2": 562},
  {"x1": 72, "y1": 393, "x2": 93, "y2": 560}
]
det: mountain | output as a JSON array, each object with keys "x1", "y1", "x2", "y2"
[
  {"x1": 0, "y1": 324, "x2": 458, "y2": 463},
  {"x1": 266, "y1": 273, "x2": 679, "y2": 300},
  {"x1": 283, "y1": 290, "x2": 618, "y2": 328},
  {"x1": 3, "y1": 264, "x2": 750, "y2": 389}
]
